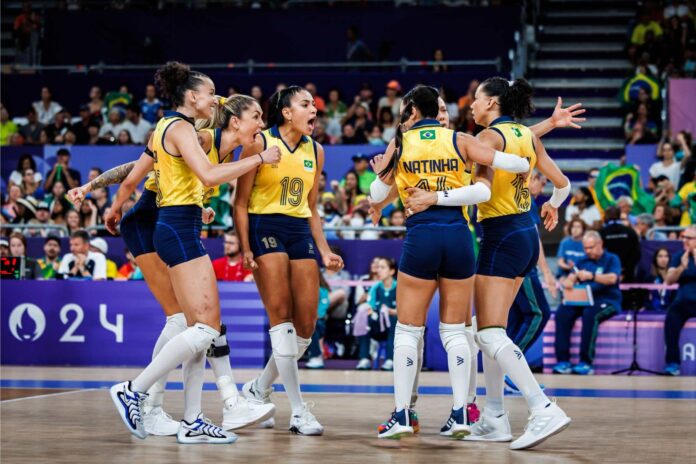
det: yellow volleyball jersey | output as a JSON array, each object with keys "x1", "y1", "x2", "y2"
[
  {"x1": 477, "y1": 116, "x2": 537, "y2": 221},
  {"x1": 144, "y1": 173, "x2": 157, "y2": 192},
  {"x1": 152, "y1": 112, "x2": 204, "y2": 207},
  {"x1": 247, "y1": 125, "x2": 317, "y2": 218},
  {"x1": 394, "y1": 119, "x2": 468, "y2": 217}
]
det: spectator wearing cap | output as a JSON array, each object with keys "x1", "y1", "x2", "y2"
[
  {"x1": 635, "y1": 213, "x2": 667, "y2": 240},
  {"x1": 37, "y1": 236, "x2": 62, "y2": 279},
  {"x1": 44, "y1": 148, "x2": 81, "y2": 191},
  {"x1": 123, "y1": 103, "x2": 152, "y2": 144},
  {"x1": 0, "y1": 103, "x2": 18, "y2": 146},
  {"x1": 27, "y1": 201, "x2": 54, "y2": 237},
  {"x1": 90, "y1": 237, "x2": 118, "y2": 279},
  {"x1": 32, "y1": 87, "x2": 63, "y2": 125},
  {"x1": 0, "y1": 238, "x2": 9, "y2": 257},
  {"x1": 19, "y1": 107, "x2": 44, "y2": 145},
  {"x1": 59, "y1": 229, "x2": 106, "y2": 280},
  {"x1": 14, "y1": 196, "x2": 38, "y2": 226},
  {"x1": 98, "y1": 107, "x2": 126, "y2": 139},
  {"x1": 8, "y1": 232, "x2": 41, "y2": 279},
  {"x1": 71, "y1": 104, "x2": 99, "y2": 144},
  {"x1": 140, "y1": 84, "x2": 163, "y2": 125},
  {"x1": 600, "y1": 206, "x2": 641, "y2": 282},
  {"x1": 377, "y1": 80, "x2": 402, "y2": 120}
]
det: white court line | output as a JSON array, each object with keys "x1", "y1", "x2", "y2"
[{"x1": 0, "y1": 388, "x2": 99, "y2": 404}]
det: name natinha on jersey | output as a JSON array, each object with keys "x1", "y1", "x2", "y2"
[{"x1": 402, "y1": 158, "x2": 459, "y2": 174}]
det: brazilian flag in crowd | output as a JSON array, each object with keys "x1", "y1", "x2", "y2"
[
  {"x1": 595, "y1": 163, "x2": 655, "y2": 214},
  {"x1": 619, "y1": 72, "x2": 660, "y2": 104}
]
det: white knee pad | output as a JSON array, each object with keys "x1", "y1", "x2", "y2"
[
  {"x1": 182, "y1": 322, "x2": 220, "y2": 353},
  {"x1": 439, "y1": 322, "x2": 468, "y2": 352},
  {"x1": 296, "y1": 335, "x2": 311, "y2": 359},
  {"x1": 475, "y1": 327, "x2": 513, "y2": 361},
  {"x1": 270, "y1": 322, "x2": 299, "y2": 359},
  {"x1": 394, "y1": 322, "x2": 424, "y2": 350},
  {"x1": 166, "y1": 312, "x2": 188, "y2": 333}
]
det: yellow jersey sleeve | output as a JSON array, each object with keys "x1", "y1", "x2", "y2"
[
  {"x1": 477, "y1": 117, "x2": 537, "y2": 221},
  {"x1": 247, "y1": 126, "x2": 317, "y2": 218}
]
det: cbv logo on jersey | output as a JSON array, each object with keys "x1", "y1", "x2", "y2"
[{"x1": 6, "y1": 303, "x2": 123, "y2": 343}]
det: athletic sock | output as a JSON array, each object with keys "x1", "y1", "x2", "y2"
[
  {"x1": 495, "y1": 343, "x2": 550, "y2": 411},
  {"x1": 145, "y1": 313, "x2": 187, "y2": 410},
  {"x1": 464, "y1": 324, "x2": 478, "y2": 404},
  {"x1": 440, "y1": 322, "x2": 470, "y2": 410},
  {"x1": 269, "y1": 323, "x2": 304, "y2": 415},
  {"x1": 394, "y1": 323, "x2": 424, "y2": 412},
  {"x1": 482, "y1": 352, "x2": 505, "y2": 416},
  {"x1": 257, "y1": 333, "x2": 312, "y2": 391},
  {"x1": 182, "y1": 350, "x2": 206, "y2": 422},
  {"x1": 132, "y1": 323, "x2": 219, "y2": 394}
]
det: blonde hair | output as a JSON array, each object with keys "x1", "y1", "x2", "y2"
[{"x1": 196, "y1": 94, "x2": 258, "y2": 130}]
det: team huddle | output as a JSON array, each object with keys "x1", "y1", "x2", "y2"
[{"x1": 68, "y1": 61, "x2": 579, "y2": 450}]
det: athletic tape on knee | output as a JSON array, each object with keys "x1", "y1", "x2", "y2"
[
  {"x1": 270, "y1": 322, "x2": 299, "y2": 359},
  {"x1": 439, "y1": 322, "x2": 469, "y2": 352},
  {"x1": 475, "y1": 327, "x2": 513, "y2": 360},
  {"x1": 394, "y1": 322, "x2": 424, "y2": 350},
  {"x1": 182, "y1": 323, "x2": 220, "y2": 353}
]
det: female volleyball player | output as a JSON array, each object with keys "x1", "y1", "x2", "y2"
[
  {"x1": 368, "y1": 85, "x2": 531, "y2": 439},
  {"x1": 108, "y1": 62, "x2": 280, "y2": 444},
  {"x1": 234, "y1": 86, "x2": 343, "y2": 436},
  {"x1": 70, "y1": 95, "x2": 277, "y2": 436},
  {"x1": 370, "y1": 95, "x2": 584, "y2": 432},
  {"x1": 401, "y1": 78, "x2": 573, "y2": 450}
]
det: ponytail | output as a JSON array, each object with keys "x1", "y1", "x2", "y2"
[
  {"x1": 266, "y1": 85, "x2": 305, "y2": 127},
  {"x1": 480, "y1": 77, "x2": 534, "y2": 119},
  {"x1": 154, "y1": 61, "x2": 209, "y2": 108},
  {"x1": 196, "y1": 94, "x2": 258, "y2": 130}
]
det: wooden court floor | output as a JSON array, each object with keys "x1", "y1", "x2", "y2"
[{"x1": 1, "y1": 366, "x2": 695, "y2": 464}]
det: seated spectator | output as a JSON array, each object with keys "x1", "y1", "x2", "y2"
[
  {"x1": 368, "y1": 126, "x2": 386, "y2": 146},
  {"x1": 305, "y1": 82, "x2": 325, "y2": 113},
  {"x1": 43, "y1": 110, "x2": 70, "y2": 143},
  {"x1": 640, "y1": 247, "x2": 676, "y2": 311},
  {"x1": 139, "y1": 84, "x2": 163, "y2": 125},
  {"x1": 553, "y1": 231, "x2": 622, "y2": 375},
  {"x1": 344, "y1": 103, "x2": 373, "y2": 143},
  {"x1": 71, "y1": 104, "x2": 99, "y2": 145},
  {"x1": 650, "y1": 141, "x2": 684, "y2": 188},
  {"x1": 663, "y1": 225, "x2": 696, "y2": 375},
  {"x1": 13, "y1": 196, "x2": 38, "y2": 226},
  {"x1": 90, "y1": 237, "x2": 117, "y2": 279},
  {"x1": 557, "y1": 218, "x2": 587, "y2": 276},
  {"x1": 341, "y1": 123, "x2": 363, "y2": 144},
  {"x1": 616, "y1": 195, "x2": 637, "y2": 226},
  {"x1": 2, "y1": 184, "x2": 23, "y2": 220},
  {"x1": 98, "y1": 107, "x2": 126, "y2": 139},
  {"x1": 32, "y1": 86, "x2": 63, "y2": 125},
  {"x1": 625, "y1": 103, "x2": 659, "y2": 144},
  {"x1": 117, "y1": 129, "x2": 133, "y2": 145},
  {"x1": 0, "y1": 238, "x2": 8, "y2": 257},
  {"x1": 37, "y1": 235, "x2": 62, "y2": 280},
  {"x1": 381, "y1": 209, "x2": 405, "y2": 239},
  {"x1": 601, "y1": 206, "x2": 641, "y2": 282},
  {"x1": 377, "y1": 80, "x2": 402, "y2": 119},
  {"x1": 212, "y1": 231, "x2": 253, "y2": 282},
  {"x1": 354, "y1": 257, "x2": 397, "y2": 370},
  {"x1": 312, "y1": 119, "x2": 331, "y2": 145},
  {"x1": 65, "y1": 209, "x2": 84, "y2": 236},
  {"x1": 49, "y1": 197, "x2": 70, "y2": 230},
  {"x1": 104, "y1": 85, "x2": 133, "y2": 110},
  {"x1": 27, "y1": 201, "x2": 54, "y2": 237},
  {"x1": 44, "y1": 148, "x2": 81, "y2": 191},
  {"x1": 672, "y1": 174, "x2": 696, "y2": 226},
  {"x1": 8, "y1": 231, "x2": 40, "y2": 279},
  {"x1": 305, "y1": 271, "x2": 332, "y2": 369},
  {"x1": 635, "y1": 213, "x2": 667, "y2": 240},
  {"x1": 0, "y1": 103, "x2": 18, "y2": 146},
  {"x1": 122, "y1": 103, "x2": 151, "y2": 144},
  {"x1": 565, "y1": 187, "x2": 602, "y2": 229},
  {"x1": 58, "y1": 229, "x2": 106, "y2": 280},
  {"x1": 19, "y1": 107, "x2": 44, "y2": 145},
  {"x1": 321, "y1": 192, "x2": 342, "y2": 240},
  {"x1": 322, "y1": 246, "x2": 351, "y2": 321},
  {"x1": 630, "y1": 13, "x2": 663, "y2": 46},
  {"x1": 86, "y1": 86, "x2": 104, "y2": 120},
  {"x1": 325, "y1": 88, "x2": 347, "y2": 139},
  {"x1": 18, "y1": 168, "x2": 43, "y2": 199},
  {"x1": 336, "y1": 170, "x2": 361, "y2": 214},
  {"x1": 90, "y1": 186, "x2": 111, "y2": 219},
  {"x1": 117, "y1": 249, "x2": 143, "y2": 280},
  {"x1": 378, "y1": 106, "x2": 397, "y2": 142},
  {"x1": 653, "y1": 202, "x2": 678, "y2": 238}
]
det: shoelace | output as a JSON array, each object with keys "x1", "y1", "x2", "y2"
[
  {"x1": 298, "y1": 402, "x2": 318, "y2": 424},
  {"x1": 195, "y1": 417, "x2": 225, "y2": 438}
]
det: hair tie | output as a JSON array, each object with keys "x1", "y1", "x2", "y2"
[{"x1": 219, "y1": 96, "x2": 227, "y2": 106}]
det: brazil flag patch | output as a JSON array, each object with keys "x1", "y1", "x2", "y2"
[
  {"x1": 304, "y1": 159, "x2": 314, "y2": 171},
  {"x1": 420, "y1": 129, "x2": 436, "y2": 140}
]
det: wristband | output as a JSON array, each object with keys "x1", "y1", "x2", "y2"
[{"x1": 549, "y1": 181, "x2": 571, "y2": 208}]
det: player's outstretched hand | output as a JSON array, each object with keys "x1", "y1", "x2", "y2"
[{"x1": 552, "y1": 96, "x2": 586, "y2": 130}]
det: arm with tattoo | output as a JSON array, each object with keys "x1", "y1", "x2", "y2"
[{"x1": 67, "y1": 161, "x2": 136, "y2": 208}]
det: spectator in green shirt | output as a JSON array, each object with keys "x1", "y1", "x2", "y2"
[
  {"x1": 349, "y1": 153, "x2": 377, "y2": 194},
  {"x1": 37, "y1": 236, "x2": 62, "y2": 279},
  {"x1": 0, "y1": 104, "x2": 18, "y2": 146}
]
